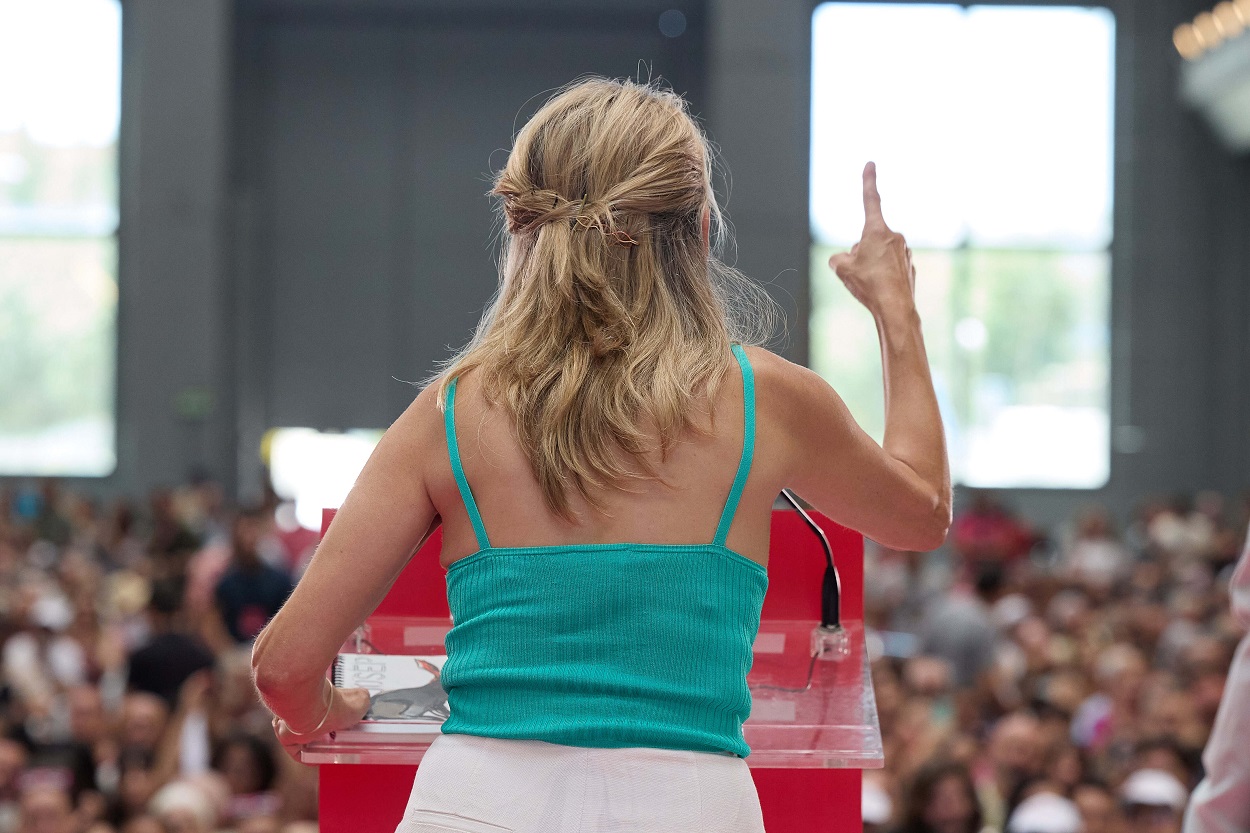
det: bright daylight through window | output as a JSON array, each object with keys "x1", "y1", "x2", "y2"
[
  {"x1": 810, "y1": 3, "x2": 1115, "y2": 488},
  {"x1": 0, "y1": 0, "x2": 120, "y2": 476}
]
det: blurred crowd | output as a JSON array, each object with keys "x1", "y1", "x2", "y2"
[
  {"x1": 0, "y1": 478, "x2": 316, "y2": 833},
  {"x1": 0, "y1": 478, "x2": 1246, "y2": 833},
  {"x1": 864, "y1": 490, "x2": 1250, "y2": 833}
]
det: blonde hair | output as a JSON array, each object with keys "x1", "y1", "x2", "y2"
[{"x1": 437, "y1": 77, "x2": 776, "y2": 520}]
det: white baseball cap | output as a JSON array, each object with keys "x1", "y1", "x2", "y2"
[
  {"x1": 1006, "y1": 792, "x2": 1082, "y2": 833},
  {"x1": 1120, "y1": 768, "x2": 1188, "y2": 811},
  {"x1": 862, "y1": 779, "x2": 892, "y2": 826}
]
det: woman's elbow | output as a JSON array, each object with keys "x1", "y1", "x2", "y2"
[
  {"x1": 902, "y1": 493, "x2": 951, "y2": 552},
  {"x1": 928, "y1": 491, "x2": 954, "y2": 548},
  {"x1": 916, "y1": 517, "x2": 951, "y2": 552},
  {"x1": 251, "y1": 631, "x2": 303, "y2": 696},
  {"x1": 250, "y1": 635, "x2": 282, "y2": 696}
]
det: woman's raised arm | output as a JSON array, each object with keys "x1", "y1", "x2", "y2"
[{"x1": 778, "y1": 162, "x2": 951, "y2": 551}]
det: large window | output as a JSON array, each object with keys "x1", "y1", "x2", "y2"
[
  {"x1": 810, "y1": 3, "x2": 1115, "y2": 488},
  {"x1": 0, "y1": 0, "x2": 120, "y2": 476},
  {"x1": 265, "y1": 428, "x2": 384, "y2": 531}
]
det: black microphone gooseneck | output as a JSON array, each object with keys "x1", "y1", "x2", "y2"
[
  {"x1": 749, "y1": 490, "x2": 848, "y2": 692},
  {"x1": 779, "y1": 489, "x2": 842, "y2": 631}
]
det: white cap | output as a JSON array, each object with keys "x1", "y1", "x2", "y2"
[
  {"x1": 1006, "y1": 792, "x2": 1082, "y2": 833},
  {"x1": 993, "y1": 594, "x2": 1033, "y2": 630},
  {"x1": 862, "y1": 779, "x2": 892, "y2": 825},
  {"x1": 149, "y1": 780, "x2": 218, "y2": 831},
  {"x1": 31, "y1": 595, "x2": 73, "y2": 632},
  {"x1": 1120, "y1": 768, "x2": 1188, "y2": 811}
]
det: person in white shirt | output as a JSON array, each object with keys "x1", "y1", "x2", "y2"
[{"x1": 1182, "y1": 529, "x2": 1250, "y2": 833}]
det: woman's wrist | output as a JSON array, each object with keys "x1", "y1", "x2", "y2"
[
  {"x1": 282, "y1": 679, "x2": 335, "y2": 736},
  {"x1": 871, "y1": 296, "x2": 920, "y2": 329}
]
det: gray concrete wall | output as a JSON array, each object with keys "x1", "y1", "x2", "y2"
[
  {"x1": 707, "y1": 0, "x2": 812, "y2": 360},
  {"x1": 113, "y1": 0, "x2": 235, "y2": 495}
]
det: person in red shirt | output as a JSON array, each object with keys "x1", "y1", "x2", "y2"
[{"x1": 951, "y1": 491, "x2": 1036, "y2": 571}]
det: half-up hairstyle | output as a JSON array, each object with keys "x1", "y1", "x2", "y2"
[{"x1": 436, "y1": 77, "x2": 776, "y2": 521}]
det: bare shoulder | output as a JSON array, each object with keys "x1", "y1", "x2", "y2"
[
  {"x1": 741, "y1": 344, "x2": 809, "y2": 378},
  {"x1": 384, "y1": 379, "x2": 448, "y2": 458},
  {"x1": 740, "y1": 345, "x2": 859, "y2": 463},
  {"x1": 740, "y1": 345, "x2": 838, "y2": 417}
]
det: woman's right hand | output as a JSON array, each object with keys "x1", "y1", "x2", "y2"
[
  {"x1": 827, "y1": 162, "x2": 916, "y2": 317},
  {"x1": 271, "y1": 685, "x2": 373, "y2": 762}
]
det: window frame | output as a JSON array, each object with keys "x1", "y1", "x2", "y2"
[
  {"x1": 0, "y1": 0, "x2": 123, "y2": 480},
  {"x1": 805, "y1": 0, "x2": 1129, "y2": 494}
]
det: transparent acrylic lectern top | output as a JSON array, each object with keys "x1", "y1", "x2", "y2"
[{"x1": 301, "y1": 615, "x2": 882, "y2": 769}]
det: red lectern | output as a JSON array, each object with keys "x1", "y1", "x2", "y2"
[{"x1": 306, "y1": 508, "x2": 882, "y2": 832}]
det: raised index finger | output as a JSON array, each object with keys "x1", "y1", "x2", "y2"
[{"x1": 862, "y1": 161, "x2": 887, "y2": 231}]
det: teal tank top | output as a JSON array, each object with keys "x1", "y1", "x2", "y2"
[{"x1": 437, "y1": 344, "x2": 768, "y2": 758}]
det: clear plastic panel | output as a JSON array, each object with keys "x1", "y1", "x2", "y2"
[{"x1": 301, "y1": 617, "x2": 881, "y2": 769}]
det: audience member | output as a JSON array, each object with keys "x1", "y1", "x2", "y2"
[
  {"x1": 950, "y1": 492, "x2": 1036, "y2": 571},
  {"x1": 146, "y1": 778, "x2": 219, "y2": 833},
  {"x1": 897, "y1": 760, "x2": 983, "y2": 833},
  {"x1": 126, "y1": 580, "x2": 214, "y2": 707},
  {"x1": 1061, "y1": 505, "x2": 1131, "y2": 595},
  {"x1": 976, "y1": 712, "x2": 1044, "y2": 831},
  {"x1": 1121, "y1": 768, "x2": 1189, "y2": 833},
  {"x1": 211, "y1": 733, "x2": 279, "y2": 827},
  {"x1": 919, "y1": 564, "x2": 1003, "y2": 688},
  {"x1": 1071, "y1": 779, "x2": 1121, "y2": 833},
  {"x1": 210, "y1": 510, "x2": 292, "y2": 647},
  {"x1": 16, "y1": 782, "x2": 75, "y2": 833},
  {"x1": 1183, "y1": 531, "x2": 1250, "y2": 833},
  {"x1": 1005, "y1": 790, "x2": 1081, "y2": 833}
]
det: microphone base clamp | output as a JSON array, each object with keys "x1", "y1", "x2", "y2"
[{"x1": 810, "y1": 623, "x2": 850, "y2": 661}]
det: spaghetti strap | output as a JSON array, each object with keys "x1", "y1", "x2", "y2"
[
  {"x1": 445, "y1": 377, "x2": 491, "y2": 550},
  {"x1": 713, "y1": 344, "x2": 756, "y2": 547}
]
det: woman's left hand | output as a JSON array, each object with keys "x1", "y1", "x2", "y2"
[{"x1": 271, "y1": 686, "x2": 373, "y2": 762}]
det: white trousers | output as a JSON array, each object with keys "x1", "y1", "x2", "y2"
[{"x1": 395, "y1": 733, "x2": 767, "y2": 833}]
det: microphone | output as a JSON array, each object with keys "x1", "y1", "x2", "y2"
[
  {"x1": 750, "y1": 491, "x2": 851, "y2": 693},
  {"x1": 779, "y1": 489, "x2": 849, "y2": 661}
]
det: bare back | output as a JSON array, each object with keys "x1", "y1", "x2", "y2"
[{"x1": 428, "y1": 345, "x2": 789, "y2": 570}]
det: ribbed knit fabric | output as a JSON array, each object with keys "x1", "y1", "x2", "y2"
[{"x1": 439, "y1": 344, "x2": 767, "y2": 759}]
